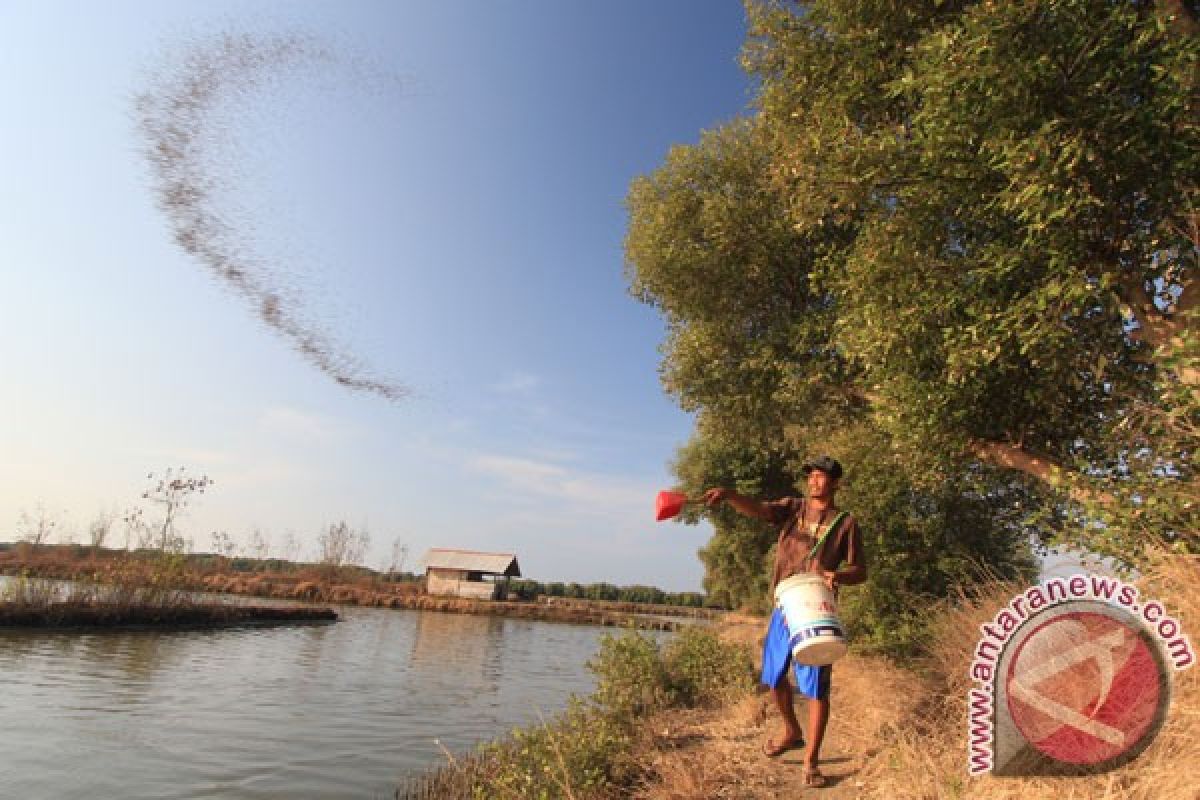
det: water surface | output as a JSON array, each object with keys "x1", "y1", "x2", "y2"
[{"x1": 1, "y1": 601, "x2": 633, "y2": 799}]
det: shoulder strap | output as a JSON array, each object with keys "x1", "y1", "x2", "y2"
[{"x1": 807, "y1": 510, "x2": 849, "y2": 561}]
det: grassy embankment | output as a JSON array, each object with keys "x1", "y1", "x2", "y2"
[
  {"x1": 397, "y1": 623, "x2": 756, "y2": 800},
  {"x1": 0, "y1": 544, "x2": 702, "y2": 631},
  {"x1": 0, "y1": 570, "x2": 336, "y2": 629},
  {"x1": 399, "y1": 549, "x2": 1198, "y2": 800}
]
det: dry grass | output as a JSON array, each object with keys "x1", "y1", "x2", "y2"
[
  {"x1": 626, "y1": 554, "x2": 1199, "y2": 800},
  {"x1": 397, "y1": 553, "x2": 1200, "y2": 800},
  {"x1": 0, "y1": 573, "x2": 335, "y2": 628},
  {"x1": 1, "y1": 570, "x2": 189, "y2": 611},
  {"x1": 629, "y1": 612, "x2": 920, "y2": 800},
  {"x1": 1, "y1": 546, "x2": 681, "y2": 630},
  {"x1": 857, "y1": 550, "x2": 1200, "y2": 800}
]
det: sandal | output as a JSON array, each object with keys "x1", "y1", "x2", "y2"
[
  {"x1": 762, "y1": 735, "x2": 804, "y2": 758},
  {"x1": 803, "y1": 764, "x2": 826, "y2": 787}
]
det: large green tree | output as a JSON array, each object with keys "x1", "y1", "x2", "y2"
[
  {"x1": 626, "y1": 1, "x2": 1196, "y2": 649},
  {"x1": 626, "y1": 118, "x2": 1039, "y2": 650},
  {"x1": 743, "y1": 0, "x2": 1197, "y2": 553}
]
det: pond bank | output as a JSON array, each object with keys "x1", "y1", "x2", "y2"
[
  {"x1": 0, "y1": 601, "x2": 338, "y2": 630},
  {"x1": 1, "y1": 549, "x2": 697, "y2": 631},
  {"x1": 406, "y1": 551, "x2": 1200, "y2": 800}
]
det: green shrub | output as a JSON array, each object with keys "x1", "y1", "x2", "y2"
[
  {"x1": 401, "y1": 626, "x2": 753, "y2": 799},
  {"x1": 662, "y1": 625, "x2": 754, "y2": 708},
  {"x1": 471, "y1": 700, "x2": 634, "y2": 800},
  {"x1": 587, "y1": 629, "x2": 673, "y2": 719}
]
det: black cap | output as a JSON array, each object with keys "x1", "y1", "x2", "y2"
[{"x1": 802, "y1": 456, "x2": 843, "y2": 481}]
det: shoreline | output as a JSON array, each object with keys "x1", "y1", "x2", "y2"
[
  {"x1": 0, "y1": 557, "x2": 695, "y2": 631},
  {"x1": 0, "y1": 601, "x2": 338, "y2": 631},
  {"x1": 402, "y1": 553, "x2": 1200, "y2": 799}
]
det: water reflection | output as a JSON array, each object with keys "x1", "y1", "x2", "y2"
[
  {"x1": 1, "y1": 604, "x2": 641, "y2": 799},
  {"x1": 410, "y1": 610, "x2": 507, "y2": 693}
]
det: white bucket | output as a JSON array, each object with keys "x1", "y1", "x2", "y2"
[{"x1": 774, "y1": 574, "x2": 847, "y2": 666}]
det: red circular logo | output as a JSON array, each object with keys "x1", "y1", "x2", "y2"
[{"x1": 1005, "y1": 610, "x2": 1165, "y2": 766}]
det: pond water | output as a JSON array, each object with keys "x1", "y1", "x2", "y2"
[{"x1": 0, "y1": 597, "x2": 645, "y2": 799}]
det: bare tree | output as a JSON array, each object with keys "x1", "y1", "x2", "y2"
[
  {"x1": 87, "y1": 511, "x2": 116, "y2": 552},
  {"x1": 318, "y1": 521, "x2": 370, "y2": 569},
  {"x1": 385, "y1": 537, "x2": 409, "y2": 579},
  {"x1": 16, "y1": 505, "x2": 61, "y2": 550},
  {"x1": 247, "y1": 527, "x2": 271, "y2": 561},
  {"x1": 210, "y1": 530, "x2": 236, "y2": 558},
  {"x1": 135, "y1": 468, "x2": 213, "y2": 553},
  {"x1": 121, "y1": 507, "x2": 141, "y2": 550},
  {"x1": 318, "y1": 521, "x2": 352, "y2": 567},
  {"x1": 279, "y1": 531, "x2": 300, "y2": 564},
  {"x1": 347, "y1": 526, "x2": 370, "y2": 567}
]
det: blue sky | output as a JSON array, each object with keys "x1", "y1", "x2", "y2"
[{"x1": 0, "y1": 1, "x2": 751, "y2": 591}]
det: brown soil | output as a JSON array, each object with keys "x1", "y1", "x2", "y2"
[
  {"x1": 632, "y1": 613, "x2": 919, "y2": 799},
  {"x1": 633, "y1": 551, "x2": 1200, "y2": 800}
]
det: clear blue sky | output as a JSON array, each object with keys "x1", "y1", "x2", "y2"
[{"x1": 0, "y1": 1, "x2": 751, "y2": 591}]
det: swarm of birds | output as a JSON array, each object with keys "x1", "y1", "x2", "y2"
[{"x1": 136, "y1": 30, "x2": 409, "y2": 402}]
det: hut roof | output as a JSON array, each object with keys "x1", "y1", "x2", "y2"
[{"x1": 421, "y1": 548, "x2": 521, "y2": 577}]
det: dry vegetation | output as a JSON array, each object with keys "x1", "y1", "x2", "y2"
[
  {"x1": 852, "y1": 550, "x2": 1199, "y2": 800},
  {"x1": 0, "y1": 570, "x2": 336, "y2": 629},
  {"x1": 410, "y1": 552, "x2": 1197, "y2": 800},
  {"x1": 628, "y1": 616, "x2": 916, "y2": 800},
  {"x1": 0, "y1": 545, "x2": 683, "y2": 631},
  {"x1": 630, "y1": 553, "x2": 1199, "y2": 800}
]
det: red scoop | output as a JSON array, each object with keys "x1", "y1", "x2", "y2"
[{"x1": 655, "y1": 490, "x2": 689, "y2": 521}]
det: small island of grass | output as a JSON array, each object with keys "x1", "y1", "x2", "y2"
[{"x1": 0, "y1": 575, "x2": 337, "y2": 631}]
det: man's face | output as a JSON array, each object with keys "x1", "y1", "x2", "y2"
[{"x1": 807, "y1": 468, "x2": 838, "y2": 499}]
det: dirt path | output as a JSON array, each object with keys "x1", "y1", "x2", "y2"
[{"x1": 633, "y1": 614, "x2": 918, "y2": 799}]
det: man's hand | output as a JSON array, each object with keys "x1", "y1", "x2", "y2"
[
  {"x1": 702, "y1": 488, "x2": 728, "y2": 507},
  {"x1": 821, "y1": 570, "x2": 839, "y2": 592}
]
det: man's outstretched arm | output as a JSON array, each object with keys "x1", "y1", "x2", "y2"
[{"x1": 702, "y1": 488, "x2": 772, "y2": 521}]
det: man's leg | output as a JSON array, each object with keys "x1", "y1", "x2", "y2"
[
  {"x1": 770, "y1": 674, "x2": 805, "y2": 748},
  {"x1": 804, "y1": 695, "x2": 830, "y2": 766},
  {"x1": 761, "y1": 609, "x2": 804, "y2": 753},
  {"x1": 801, "y1": 666, "x2": 832, "y2": 786}
]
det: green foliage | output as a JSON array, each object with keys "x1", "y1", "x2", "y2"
[
  {"x1": 671, "y1": 420, "x2": 799, "y2": 611},
  {"x1": 472, "y1": 701, "x2": 634, "y2": 800},
  {"x1": 661, "y1": 625, "x2": 755, "y2": 707},
  {"x1": 625, "y1": 119, "x2": 857, "y2": 432},
  {"x1": 626, "y1": 0, "x2": 1197, "y2": 621},
  {"x1": 588, "y1": 629, "x2": 674, "y2": 718},
  {"x1": 830, "y1": 426, "x2": 1039, "y2": 656},
  {"x1": 401, "y1": 627, "x2": 754, "y2": 800},
  {"x1": 1047, "y1": 313, "x2": 1199, "y2": 564},
  {"x1": 741, "y1": 0, "x2": 1197, "y2": 546},
  {"x1": 588, "y1": 627, "x2": 756, "y2": 717},
  {"x1": 504, "y1": 578, "x2": 710, "y2": 608}
]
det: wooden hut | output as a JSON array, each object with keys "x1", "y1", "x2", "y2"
[{"x1": 421, "y1": 548, "x2": 521, "y2": 600}]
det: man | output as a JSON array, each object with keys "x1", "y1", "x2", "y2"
[{"x1": 703, "y1": 455, "x2": 866, "y2": 788}]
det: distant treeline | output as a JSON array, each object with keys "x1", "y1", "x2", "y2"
[
  {"x1": 0, "y1": 542, "x2": 422, "y2": 582},
  {"x1": 504, "y1": 579, "x2": 711, "y2": 608},
  {"x1": 0, "y1": 543, "x2": 712, "y2": 609}
]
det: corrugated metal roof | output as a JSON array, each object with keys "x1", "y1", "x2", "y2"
[{"x1": 421, "y1": 548, "x2": 521, "y2": 577}]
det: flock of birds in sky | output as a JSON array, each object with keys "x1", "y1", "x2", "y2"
[{"x1": 137, "y1": 30, "x2": 410, "y2": 402}]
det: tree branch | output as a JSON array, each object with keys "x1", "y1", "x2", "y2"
[
  {"x1": 971, "y1": 440, "x2": 1115, "y2": 505},
  {"x1": 1129, "y1": 277, "x2": 1197, "y2": 351}
]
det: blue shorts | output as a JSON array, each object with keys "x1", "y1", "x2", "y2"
[{"x1": 761, "y1": 608, "x2": 832, "y2": 700}]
